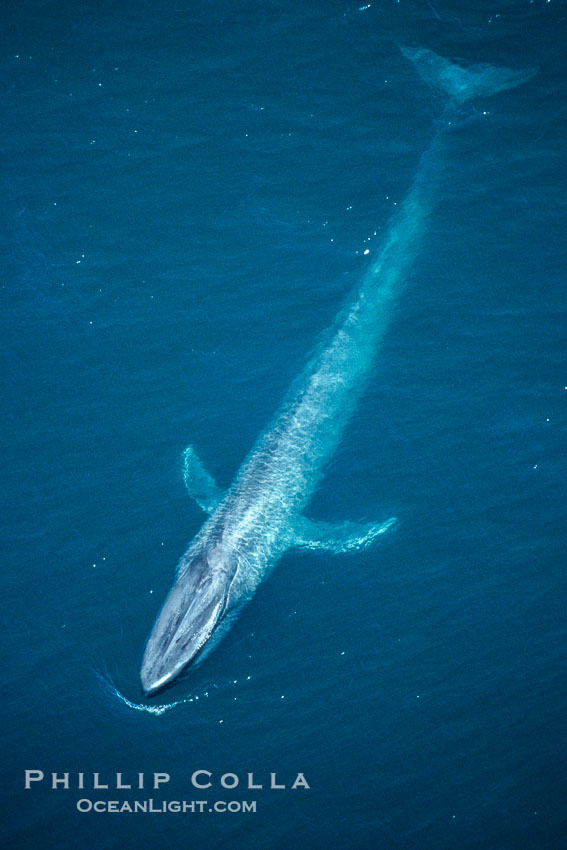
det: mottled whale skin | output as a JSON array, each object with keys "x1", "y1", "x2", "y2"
[{"x1": 140, "y1": 47, "x2": 534, "y2": 696}]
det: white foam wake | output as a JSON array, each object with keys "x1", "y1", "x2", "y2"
[{"x1": 95, "y1": 669, "x2": 191, "y2": 716}]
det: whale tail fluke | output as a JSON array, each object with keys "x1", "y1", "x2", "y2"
[{"x1": 399, "y1": 44, "x2": 536, "y2": 104}]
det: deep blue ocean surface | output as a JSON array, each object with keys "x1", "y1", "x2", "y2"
[{"x1": 3, "y1": 1, "x2": 566, "y2": 847}]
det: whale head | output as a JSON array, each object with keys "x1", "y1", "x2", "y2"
[{"x1": 140, "y1": 544, "x2": 237, "y2": 696}]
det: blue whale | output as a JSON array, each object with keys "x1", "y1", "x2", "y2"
[{"x1": 140, "y1": 47, "x2": 534, "y2": 696}]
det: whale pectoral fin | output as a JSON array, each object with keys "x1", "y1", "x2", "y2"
[
  {"x1": 294, "y1": 516, "x2": 397, "y2": 554},
  {"x1": 182, "y1": 445, "x2": 225, "y2": 514}
]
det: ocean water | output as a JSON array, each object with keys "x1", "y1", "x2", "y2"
[{"x1": 3, "y1": 0, "x2": 566, "y2": 847}]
